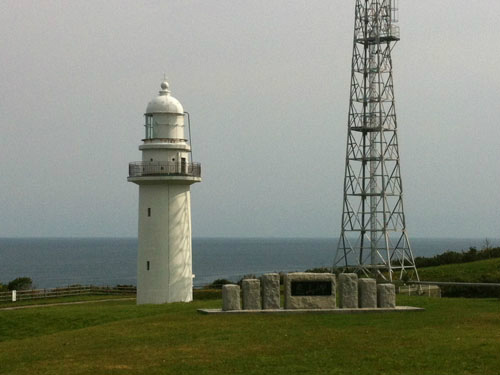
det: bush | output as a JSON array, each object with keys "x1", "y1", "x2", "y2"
[
  {"x1": 305, "y1": 267, "x2": 332, "y2": 273},
  {"x1": 237, "y1": 274, "x2": 257, "y2": 286},
  {"x1": 8, "y1": 277, "x2": 33, "y2": 291},
  {"x1": 193, "y1": 289, "x2": 221, "y2": 300},
  {"x1": 205, "y1": 279, "x2": 233, "y2": 289}
]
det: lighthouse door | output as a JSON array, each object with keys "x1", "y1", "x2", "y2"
[{"x1": 181, "y1": 157, "x2": 187, "y2": 174}]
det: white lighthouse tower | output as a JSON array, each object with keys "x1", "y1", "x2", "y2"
[{"x1": 128, "y1": 78, "x2": 201, "y2": 304}]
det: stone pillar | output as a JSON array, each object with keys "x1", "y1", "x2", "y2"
[
  {"x1": 261, "y1": 273, "x2": 280, "y2": 309},
  {"x1": 222, "y1": 284, "x2": 241, "y2": 311},
  {"x1": 339, "y1": 273, "x2": 358, "y2": 308},
  {"x1": 377, "y1": 283, "x2": 396, "y2": 308},
  {"x1": 242, "y1": 279, "x2": 261, "y2": 310},
  {"x1": 358, "y1": 278, "x2": 377, "y2": 308}
]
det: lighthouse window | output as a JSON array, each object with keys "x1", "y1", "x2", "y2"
[
  {"x1": 147, "y1": 261, "x2": 150, "y2": 271},
  {"x1": 147, "y1": 208, "x2": 151, "y2": 217}
]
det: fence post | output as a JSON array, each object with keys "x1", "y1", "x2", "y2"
[{"x1": 12, "y1": 290, "x2": 16, "y2": 302}]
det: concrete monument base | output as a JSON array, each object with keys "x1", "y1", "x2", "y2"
[{"x1": 198, "y1": 306, "x2": 424, "y2": 315}]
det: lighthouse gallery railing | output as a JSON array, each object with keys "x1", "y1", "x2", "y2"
[{"x1": 129, "y1": 161, "x2": 201, "y2": 178}]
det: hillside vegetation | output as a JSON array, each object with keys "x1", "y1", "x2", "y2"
[
  {"x1": 415, "y1": 246, "x2": 500, "y2": 268},
  {"x1": 418, "y1": 257, "x2": 500, "y2": 283},
  {"x1": 417, "y1": 257, "x2": 500, "y2": 297},
  {"x1": 412, "y1": 245, "x2": 500, "y2": 297}
]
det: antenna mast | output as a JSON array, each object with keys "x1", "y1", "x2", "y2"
[{"x1": 334, "y1": 0, "x2": 419, "y2": 282}]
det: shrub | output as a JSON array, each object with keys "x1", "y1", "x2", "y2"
[
  {"x1": 237, "y1": 274, "x2": 257, "y2": 286},
  {"x1": 193, "y1": 289, "x2": 221, "y2": 300},
  {"x1": 205, "y1": 279, "x2": 233, "y2": 289},
  {"x1": 415, "y1": 246, "x2": 500, "y2": 268},
  {"x1": 305, "y1": 267, "x2": 332, "y2": 273},
  {"x1": 8, "y1": 277, "x2": 33, "y2": 291}
]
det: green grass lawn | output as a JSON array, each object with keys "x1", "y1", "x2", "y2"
[{"x1": 1, "y1": 296, "x2": 499, "y2": 375}]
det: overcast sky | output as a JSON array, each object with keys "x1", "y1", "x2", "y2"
[{"x1": 1, "y1": 0, "x2": 499, "y2": 239}]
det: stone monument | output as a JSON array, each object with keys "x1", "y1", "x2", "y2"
[
  {"x1": 222, "y1": 284, "x2": 241, "y2": 311},
  {"x1": 242, "y1": 279, "x2": 261, "y2": 310},
  {"x1": 377, "y1": 283, "x2": 396, "y2": 308},
  {"x1": 339, "y1": 273, "x2": 358, "y2": 308},
  {"x1": 261, "y1": 273, "x2": 280, "y2": 309},
  {"x1": 358, "y1": 278, "x2": 377, "y2": 308},
  {"x1": 284, "y1": 273, "x2": 336, "y2": 309}
]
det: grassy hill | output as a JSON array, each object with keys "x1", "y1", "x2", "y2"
[
  {"x1": 1, "y1": 296, "x2": 500, "y2": 375},
  {"x1": 417, "y1": 257, "x2": 500, "y2": 297},
  {"x1": 418, "y1": 257, "x2": 500, "y2": 283}
]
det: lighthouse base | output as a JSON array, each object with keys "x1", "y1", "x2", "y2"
[
  {"x1": 137, "y1": 287, "x2": 193, "y2": 305},
  {"x1": 136, "y1": 183, "x2": 193, "y2": 305}
]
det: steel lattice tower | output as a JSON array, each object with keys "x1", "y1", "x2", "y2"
[{"x1": 333, "y1": 0, "x2": 419, "y2": 282}]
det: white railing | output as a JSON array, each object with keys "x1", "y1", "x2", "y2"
[{"x1": 128, "y1": 161, "x2": 201, "y2": 178}]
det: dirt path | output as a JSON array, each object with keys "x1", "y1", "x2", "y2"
[{"x1": 0, "y1": 297, "x2": 135, "y2": 311}]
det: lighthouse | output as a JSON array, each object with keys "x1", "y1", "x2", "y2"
[{"x1": 128, "y1": 78, "x2": 201, "y2": 304}]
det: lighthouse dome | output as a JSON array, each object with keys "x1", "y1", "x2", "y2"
[{"x1": 145, "y1": 80, "x2": 184, "y2": 115}]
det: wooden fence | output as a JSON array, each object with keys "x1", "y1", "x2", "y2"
[{"x1": 0, "y1": 285, "x2": 136, "y2": 303}]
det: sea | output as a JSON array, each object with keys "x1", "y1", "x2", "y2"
[{"x1": 0, "y1": 237, "x2": 499, "y2": 289}]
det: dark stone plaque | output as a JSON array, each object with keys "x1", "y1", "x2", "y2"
[{"x1": 291, "y1": 281, "x2": 332, "y2": 296}]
